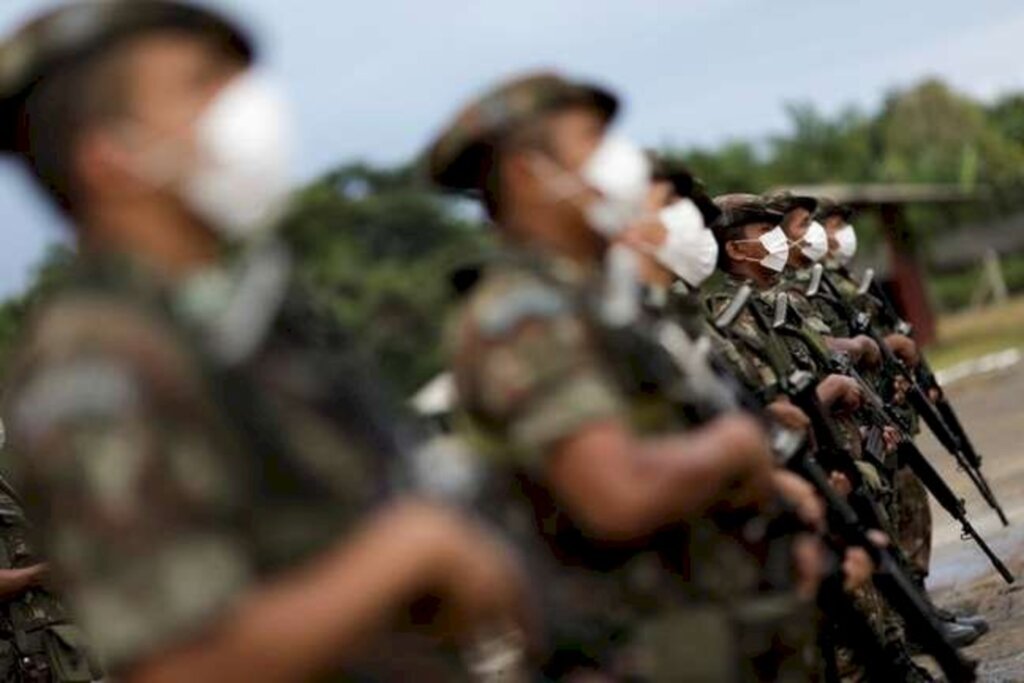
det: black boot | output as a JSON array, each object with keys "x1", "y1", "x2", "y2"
[
  {"x1": 939, "y1": 619, "x2": 981, "y2": 648},
  {"x1": 934, "y1": 606, "x2": 990, "y2": 636}
]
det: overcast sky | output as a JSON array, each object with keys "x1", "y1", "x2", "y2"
[{"x1": 0, "y1": 0, "x2": 1022, "y2": 296}]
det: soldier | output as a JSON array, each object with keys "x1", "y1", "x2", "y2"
[
  {"x1": 426, "y1": 71, "x2": 826, "y2": 682},
  {"x1": 615, "y1": 169, "x2": 880, "y2": 596},
  {"x1": 815, "y1": 199, "x2": 989, "y2": 640},
  {"x1": 778, "y1": 193, "x2": 987, "y2": 647},
  {"x1": 705, "y1": 194, "x2": 948, "y2": 680},
  {"x1": 760, "y1": 192, "x2": 884, "y2": 372},
  {"x1": 0, "y1": 420, "x2": 100, "y2": 682},
  {"x1": 0, "y1": 2, "x2": 534, "y2": 681}
]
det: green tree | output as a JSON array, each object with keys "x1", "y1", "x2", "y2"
[{"x1": 280, "y1": 163, "x2": 491, "y2": 394}]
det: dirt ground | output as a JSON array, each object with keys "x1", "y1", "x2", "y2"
[{"x1": 917, "y1": 362, "x2": 1024, "y2": 682}]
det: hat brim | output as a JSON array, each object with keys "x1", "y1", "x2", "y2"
[
  {"x1": 717, "y1": 206, "x2": 784, "y2": 231},
  {"x1": 0, "y1": 1, "x2": 254, "y2": 153},
  {"x1": 430, "y1": 82, "x2": 618, "y2": 193},
  {"x1": 768, "y1": 194, "x2": 818, "y2": 216},
  {"x1": 817, "y1": 204, "x2": 855, "y2": 222}
]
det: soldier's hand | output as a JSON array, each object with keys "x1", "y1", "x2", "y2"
[
  {"x1": 881, "y1": 426, "x2": 901, "y2": 454},
  {"x1": 0, "y1": 563, "x2": 50, "y2": 600},
  {"x1": 827, "y1": 471, "x2": 853, "y2": 498},
  {"x1": 884, "y1": 333, "x2": 919, "y2": 368},
  {"x1": 792, "y1": 535, "x2": 826, "y2": 600},
  {"x1": 816, "y1": 374, "x2": 863, "y2": 412},
  {"x1": 842, "y1": 547, "x2": 875, "y2": 591},
  {"x1": 717, "y1": 414, "x2": 776, "y2": 509},
  {"x1": 433, "y1": 512, "x2": 538, "y2": 651},
  {"x1": 852, "y1": 335, "x2": 882, "y2": 369},
  {"x1": 765, "y1": 398, "x2": 811, "y2": 434},
  {"x1": 772, "y1": 470, "x2": 825, "y2": 533},
  {"x1": 893, "y1": 375, "x2": 910, "y2": 405}
]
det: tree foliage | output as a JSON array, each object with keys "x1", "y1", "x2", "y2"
[{"x1": 2, "y1": 78, "x2": 1023, "y2": 391}]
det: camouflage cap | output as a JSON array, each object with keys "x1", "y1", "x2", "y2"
[
  {"x1": 815, "y1": 196, "x2": 855, "y2": 222},
  {"x1": 712, "y1": 193, "x2": 784, "y2": 231},
  {"x1": 763, "y1": 190, "x2": 818, "y2": 217},
  {"x1": 649, "y1": 156, "x2": 721, "y2": 226},
  {"x1": 424, "y1": 71, "x2": 618, "y2": 191},
  {"x1": 0, "y1": 0, "x2": 254, "y2": 153}
]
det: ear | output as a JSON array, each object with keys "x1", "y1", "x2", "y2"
[
  {"x1": 74, "y1": 128, "x2": 140, "y2": 202},
  {"x1": 502, "y1": 147, "x2": 532, "y2": 183},
  {"x1": 724, "y1": 239, "x2": 747, "y2": 262}
]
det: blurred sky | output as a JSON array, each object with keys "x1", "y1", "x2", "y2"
[{"x1": 0, "y1": 0, "x2": 1023, "y2": 296}]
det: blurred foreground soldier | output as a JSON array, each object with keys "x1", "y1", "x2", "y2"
[
  {"x1": 0, "y1": 2, "x2": 533, "y2": 681},
  {"x1": 0, "y1": 421, "x2": 100, "y2": 682},
  {"x1": 426, "y1": 72, "x2": 824, "y2": 682}
]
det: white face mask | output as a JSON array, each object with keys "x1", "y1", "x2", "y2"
[
  {"x1": 655, "y1": 199, "x2": 719, "y2": 287},
  {"x1": 124, "y1": 70, "x2": 294, "y2": 242},
  {"x1": 798, "y1": 220, "x2": 829, "y2": 262},
  {"x1": 833, "y1": 224, "x2": 858, "y2": 264},
  {"x1": 532, "y1": 134, "x2": 651, "y2": 238},
  {"x1": 184, "y1": 70, "x2": 294, "y2": 240},
  {"x1": 735, "y1": 226, "x2": 789, "y2": 273},
  {"x1": 579, "y1": 135, "x2": 652, "y2": 237}
]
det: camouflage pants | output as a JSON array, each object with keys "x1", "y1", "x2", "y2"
[
  {"x1": 835, "y1": 582, "x2": 908, "y2": 682},
  {"x1": 894, "y1": 465, "x2": 932, "y2": 579}
]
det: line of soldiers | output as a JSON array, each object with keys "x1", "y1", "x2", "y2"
[{"x1": 0, "y1": 1, "x2": 1010, "y2": 681}]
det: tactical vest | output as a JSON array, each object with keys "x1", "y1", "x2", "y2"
[
  {"x1": 0, "y1": 490, "x2": 98, "y2": 683},
  {"x1": 463, "y1": 258, "x2": 818, "y2": 682}
]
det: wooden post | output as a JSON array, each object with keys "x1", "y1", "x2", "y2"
[{"x1": 881, "y1": 203, "x2": 936, "y2": 345}]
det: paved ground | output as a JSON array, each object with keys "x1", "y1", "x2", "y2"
[{"x1": 918, "y1": 362, "x2": 1024, "y2": 682}]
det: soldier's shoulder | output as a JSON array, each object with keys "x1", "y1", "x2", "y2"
[
  {"x1": 6, "y1": 289, "x2": 202, "y2": 431},
  {"x1": 459, "y1": 259, "x2": 575, "y2": 342},
  {"x1": 702, "y1": 276, "x2": 744, "y2": 315},
  {"x1": 16, "y1": 288, "x2": 182, "y2": 368}
]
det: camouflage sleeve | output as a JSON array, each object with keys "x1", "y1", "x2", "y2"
[
  {"x1": 787, "y1": 290, "x2": 834, "y2": 337},
  {"x1": 6, "y1": 338, "x2": 253, "y2": 671},
  {"x1": 455, "y1": 274, "x2": 625, "y2": 464}
]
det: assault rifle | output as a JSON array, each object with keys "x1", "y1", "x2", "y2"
[
  {"x1": 774, "y1": 286, "x2": 1013, "y2": 585},
  {"x1": 709, "y1": 284, "x2": 976, "y2": 682}
]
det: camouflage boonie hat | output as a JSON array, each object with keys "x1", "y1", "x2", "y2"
[
  {"x1": 711, "y1": 193, "x2": 783, "y2": 231},
  {"x1": 763, "y1": 190, "x2": 818, "y2": 217},
  {"x1": 815, "y1": 196, "x2": 855, "y2": 222},
  {"x1": 425, "y1": 70, "x2": 619, "y2": 191},
  {"x1": 0, "y1": 0, "x2": 254, "y2": 153}
]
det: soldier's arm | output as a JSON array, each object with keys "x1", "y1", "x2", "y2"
[
  {"x1": 816, "y1": 374, "x2": 863, "y2": 412},
  {"x1": 8, "y1": 314, "x2": 531, "y2": 682},
  {"x1": 544, "y1": 413, "x2": 776, "y2": 541},
  {"x1": 824, "y1": 335, "x2": 881, "y2": 368},
  {"x1": 0, "y1": 564, "x2": 47, "y2": 600},
  {"x1": 457, "y1": 280, "x2": 775, "y2": 543},
  {"x1": 882, "y1": 333, "x2": 919, "y2": 367},
  {"x1": 125, "y1": 500, "x2": 532, "y2": 683}
]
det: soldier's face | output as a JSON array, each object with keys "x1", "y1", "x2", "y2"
[
  {"x1": 88, "y1": 33, "x2": 246, "y2": 210},
  {"x1": 783, "y1": 207, "x2": 812, "y2": 266},
  {"x1": 822, "y1": 215, "x2": 845, "y2": 254},
  {"x1": 512, "y1": 106, "x2": 608, "y2": 255},
  {"x1": 544, "y1": 106, "x2": 606, "y2": 176},
  {"x1": 782, "y1": 208, "x2": 812, "y2": 243},
  {"x1": 728, "y1": 222, "x2": 775, "y2": 262}
]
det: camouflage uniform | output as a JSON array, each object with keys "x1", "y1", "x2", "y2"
[
  {"x1": 819, "y1": 265, "x2": 933, "y2": 580},
  {"x1": 704, "y1": 196, "x2": 921, "y2": 680},
  {"x1": 428, "y1": 73, "x2": 817, "y2": 681},
  {"x1": 0, "y1": 4, "x2": 462, "y2": 680},
  {"x1": 0, "y1": 476, "x2": 99, "y2": 682},
  {"x1": 4, "y1": 250, "x2": 471, "y2": 680}
]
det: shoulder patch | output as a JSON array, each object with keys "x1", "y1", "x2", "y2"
[
  {"x1": 475, "y1": 281, "x2": 569, "y2": 339},
  {"x1": 12, "y1": 359, "x2": 139, "y2": 442}
]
